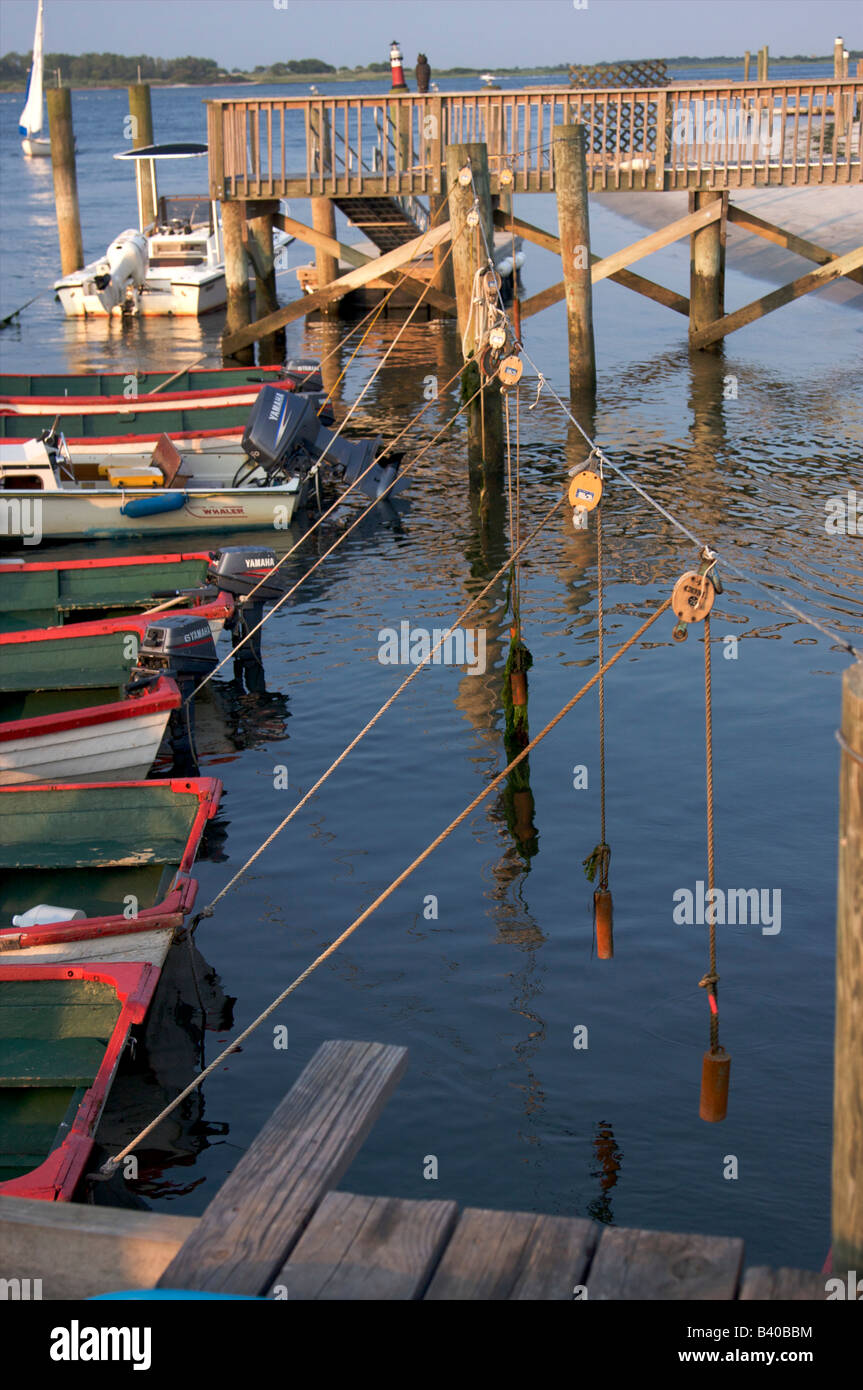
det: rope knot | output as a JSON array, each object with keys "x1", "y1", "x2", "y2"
[{"x1": 698, "y1": 971, "x2": 720, "y2": 991}]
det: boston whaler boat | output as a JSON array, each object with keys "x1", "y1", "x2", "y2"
[
  {"x1": 0, "y1": 383, "x2": 404, "y2": 533},
  {"x1": 53, "y1": 143, "x2": 290, "y2": 318}
]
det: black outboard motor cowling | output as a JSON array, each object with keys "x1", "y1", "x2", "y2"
[
  {"x1": 283, "y1": 359, "x2": 324, "y2": 394},
  {"x1": 207, "y1": 546, "x2": 284, "y2": 603},
  {"x1": 132, "y1": 614, "x2": 218, "y2": 681},
  {"x1": 241, "y1": 386, "x2": 403, "y2": 500}
]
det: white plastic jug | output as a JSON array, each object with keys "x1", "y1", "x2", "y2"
[{"x1": 12, "y1": 904, "x2": 87, "y2": 928}]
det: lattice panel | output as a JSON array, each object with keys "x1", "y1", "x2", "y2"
[
  {"x1": 568, "y1": 60, "x2": 669, "y2": 90},
  {"x1": 576, "y1": 99, "x2": 661, "y2": 155}
]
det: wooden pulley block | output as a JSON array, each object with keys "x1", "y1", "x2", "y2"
[
  {"x1": 458, "y1": 164, "x2": 473, "y2": 186},
  {"x1": 466, "y1": 208, "x2": 480, "y2": 228},
  {"x1": 671, "y1": 571, "x2": 715, "y2": 624},
  {"x1": 488, "y1": 325, "x2": 507, "y2": 351},
  {"x1": 498, "y1": 355, "x2": 523, "y2": 387},
  {"x1": 478, "y1": 344, "x2": 498, "y2": 379},
  {"x1": 499, "y1": 166, "x2": 514, "y2": 187},
  {"x1": 567, "y1": 470, "x2": 602, "y2": 512}
]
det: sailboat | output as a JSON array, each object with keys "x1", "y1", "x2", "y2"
[{"x1": 19, "y1": 0, "x2": 51, "y2": 157}]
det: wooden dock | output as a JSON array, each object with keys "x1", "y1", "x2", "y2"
[{"x1": 0, "y1": 1040, "x2": 830, "y2": 1301}]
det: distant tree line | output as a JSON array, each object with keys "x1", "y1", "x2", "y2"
[{"x1": 0, "y1": 50, "x2": 224, "y2": 83}]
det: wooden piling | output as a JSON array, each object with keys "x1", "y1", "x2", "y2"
[
  {"x1": 127, "y1": 84, "x2": 156, "y2": 228},
  {"x1": 834, "y1": 36, "x2": 844, "y2": 79},
  {"x1": 689, "y1": 191, "x2": 726, "y2": 351},
  {"x1": 311, "y1": 196, "x2": 340, "y2": 319},
  {"x1": 743, "y1": 51, "x2": 751, "y2": 82},
  {"x1": 221, "y1": 200, "x2": 253, "y2": 363},
  {"x1": 832, "y1": 660, "x2": 863, "y2": 1278},
  {"x1": 46, "y1": 86, "x2": 83, "y2": 275},
  {"x1": 553, "y1": 122, "x2": 597, "y2": 395},
  {"x1": 445, "y1": 141, "x2": 504, "y2": 476},
  {"x1": 246, "y1": 200, "x2": 281, "y2": 363}
]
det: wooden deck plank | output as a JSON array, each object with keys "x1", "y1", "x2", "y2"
[
  {"x1": 424, "y1": 1207, "x2": 598, "y2": 1300},
  {"x1": 587, "y1": 1225, "x2": 744, "y2": 1300},
  {"x1": 0, "y1": 1194, "x2": 197, "y2": 1301},
  {"x1": 740, "y1": 1267, "x2": 829, "y2": 1300},
  {"x1": 272, "y1": 1190, "x2": 457, "y2": 1300},
  {"x1": 424, "y1": 1208, "x2": 538, "y2": 1300},
  {"x1": 509, "y1": 1214, "x2": 599, "y2": 1300},
  {"x1": 156, "y1": 1040, "x2": 408, "y2": 1295}
]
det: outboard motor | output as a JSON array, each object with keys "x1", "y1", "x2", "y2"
[
  {"x1": 283, "y1": 359, "x2": 324, "y2": 394},
  {"x1": 126, "y1": 614, "x2": 219, "y2": 768},
  {"x1": 241, "y1": 386, "x2": 402, "y2": 501},
  {"x1": 207, "y1": 545, "x2": 284, "y2": 672}
]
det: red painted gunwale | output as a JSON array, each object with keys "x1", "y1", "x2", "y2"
[
  {"x1": 0, "y1": 961, "x2": 160, "y2": 1201},
  {"x1": 0, "y1": 550, "x2": 211, "y2": 574},
  {"x1": 0, "y1": 593, "x2": 234, "y2": 651},
  {"x1": 0, "y1": 675, "x2": 180, "y2": 744},
  {"x1": 0, "y1": 376, "x2": 302, "y2": 412},
  {"x1": 0, "y1": 776, "x2": 222, "y2": 952}
]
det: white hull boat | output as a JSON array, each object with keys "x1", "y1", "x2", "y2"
[
  {"x1": 54, "y1": 143, "x2": 292, "y2": 318},
  {"x1": 0, "y1": 438, "x2": 307, "y2": 542},
  {"x1": 0, "y1": 677, "x2": 180, "y2": 787}
]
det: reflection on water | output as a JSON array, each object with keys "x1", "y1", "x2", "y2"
[{"x1": 1, "y1": 87, "x2": 861, "y2": 1268}]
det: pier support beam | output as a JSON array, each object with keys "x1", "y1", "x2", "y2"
[
  {"x1": 221, "y1": 200, "x2": 253, "y2": 364},
  {"x1": 246, "y1": 200, "x2": 282, "y2": 364},
  {"x1": 445, "y1": 142, "x2": 504, "y2": 479},
  {"x1": 47, "y1": 87, "x2": 83, "y2": 275},
  {"x1": 689, "y1": 191, "x2": 727, "y2": 352},
  {"x1": 832, "y1": 660, "x2": 863, "y2": 1279},
  {"x1": 311, "y1": 197, "x2": 339, "y2": 319},
  {"x1": 128, "y1": 84, "x2": 156, "y2": 228},
  {"x1": 553, "y1": 122, "x2": 597, "y2": 396},
  {"x1": 429, "y1": 189, "x2": 455, "y2": 299}
]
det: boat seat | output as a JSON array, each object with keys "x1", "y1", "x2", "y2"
[
  {"x1": 97, "y1": 463, "x2": 164, "y2": 488},
  {"x1": 0, "y1": 1037, "x2": 106, "y2": 1087},
  {"x1": 150, "y1": 434, "x2": 190, "y2": 488}
]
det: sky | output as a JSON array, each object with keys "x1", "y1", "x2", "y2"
[{"x1": 0, "y1": 0, "x2": 859, "y2": 69}]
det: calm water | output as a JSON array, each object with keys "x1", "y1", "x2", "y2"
[{"x1": 1, "y1": 79, "x2": 861, "y2": 1271}]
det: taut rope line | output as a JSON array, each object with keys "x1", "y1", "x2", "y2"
[{"x1": 99, "y1": 598, "x2": 671, "y2": 1176}]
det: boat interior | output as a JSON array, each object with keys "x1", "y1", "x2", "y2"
[
  {"x1": 0, "y1": 556, "x2": 210, "y2": 633},
  {"x1": 0, "y1": 975, "x2": 122, "y2": 1186},
  {"x1": 0, "y1": 783, "x2": 205, "y2": 922}
]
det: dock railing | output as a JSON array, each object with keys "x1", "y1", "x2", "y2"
[{"x1": 207, "y1": 80, "x2": 862, "y2": 200}]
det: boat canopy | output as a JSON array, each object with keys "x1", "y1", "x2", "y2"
[{"x1": 114, "y1": 143, "x2": 208, "y2": 161}]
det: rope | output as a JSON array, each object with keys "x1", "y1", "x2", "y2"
[
  {"x1": 193, "y1": 491, "x2": 566, "y2": 918},
  {"x1": 187, "y1": 367, "x2": 482, "y2": 703},
  {"x1": 100, "y1": 597, "x2": 671, "y2": 1176},
  {"x1": 700, "y1": 612, "x2": 720, "y2": 1051},
  {"x1": 464, "y1": 172, "x2": 862, "y2": 662},
  {"x1": 234, "y1": 211, "x2": 471, "y2": 609},
  {"x1": 314, "y1": 189, "x2": 456, "y2": 418}
]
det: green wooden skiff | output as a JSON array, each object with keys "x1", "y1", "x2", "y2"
[{"x1": 0, "y1": 552, "x2": 212, "y2": 634}]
